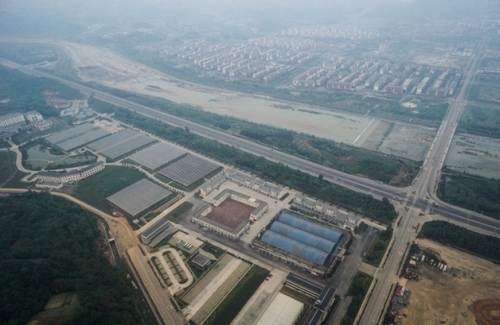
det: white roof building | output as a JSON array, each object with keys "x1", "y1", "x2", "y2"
[{"x1": 255, "y1": 292, "x2": 304, "y2": 325}]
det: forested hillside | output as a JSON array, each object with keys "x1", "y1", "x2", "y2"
[{"x1": 0, "y1": 192, "x2": 141, "y2": 325}]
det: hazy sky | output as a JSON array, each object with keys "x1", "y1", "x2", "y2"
[{"x1": 0, "y1": 0, "x2": 495, "y2": 38}]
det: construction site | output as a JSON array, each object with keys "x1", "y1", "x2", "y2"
[{"x1": 385, "y1": 239, "x2": 500, "y2": 325}]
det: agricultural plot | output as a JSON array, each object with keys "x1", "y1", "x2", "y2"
[
  {"x1": 129, "y1": 142, "x2": 187, "y2": 171},
  {"x1": 164, "y1": 251, "x2": 188, "y2": 284},
  {"x1": 183, "y1": 254, "x2": 251, "y2": 325},
  {"x1": 87, "y1": 128, "x2": 156, "y2": 160},
  {"x1": 377, "y1": 124, "x2": 436, "y2": 161},
  {"x1": 106, "y1": 178, "x2": 172, "y2": 217},
  {"x1": 152, "y1": 256, "x2": 173, "y2": 287},
  {"x1": 157, "y1": 154, "x2": 221, "y2": 188},
  {"x1": 444, "y1": 134, "x2": 500, "y2": 179}
]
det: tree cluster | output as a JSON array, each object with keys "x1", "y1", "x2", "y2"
[
  {"x1": 419, "y1": 220, "x2": 500, "y2": 262},
  {"x1": 109, "y1": 108, "x2": 397, "y2": 223},
  {"x1": 0, "y1": 192, "x2": 141, "y2": 325}
]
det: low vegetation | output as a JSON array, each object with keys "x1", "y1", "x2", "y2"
[
  {"x1": 354, "y1": 222, "x2": 368, "y2": 235},
  {"x1": 419, "y1": 221, "x2": 500, "y2": 262},
  {"x1": 203, "y1": 265, "x2": 269, "y2": 325},
  {"x1": 0, "y1": 192, "x2": 142, "y2": 325},
  {"x1": 459, "y1": 105, "x2": 500, "y2": 139},
  {"x1": 73, "y1": 166, "x2": 145, "y2": 212},
  {"x1": 438, "y1": 172, "x2": 500, "y2": 220},
  {"x1": 0, "y1": 66, "x2": 84, "y2": 119},
  {"x1": 96, "y1": 105, "x2": 397, "y2": 224},
  {"x1": 88, "y1": 92, "x2": 420, "y2": 187},
  {"x1": 364, "y1": 227, "x2": 393, "y2": 267},
  {"x1": 165, "y1": 202, "x2": 193, "y2": 221},
  {"x1": 341, "y1": 272, "x2": 373, "y2": 325}
]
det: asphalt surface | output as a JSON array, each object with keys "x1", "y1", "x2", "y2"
[
  {"x1": 2, "y1": 58, "x2": 498, "y2": 238},
  {"x1": 2, "y1": 47, "x2": 500, "y2": 325}
]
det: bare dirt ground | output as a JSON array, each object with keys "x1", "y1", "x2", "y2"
[
  {"x1": 473, "y1": 299, "x2": 500, "y2": 325},
  {"x1": 206, "y1": 198, "x2": 254, "y2": 229},
  {"x1": 402, "y1": 239, "x2": 500, "y2": 325}
]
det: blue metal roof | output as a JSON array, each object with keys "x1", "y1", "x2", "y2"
[
  {"x1": 278, "y1": 211, "x2": 342, "y2": 242},
  {"x1": 270, "y1": 221, "x2": 336, "y2": 253},
  {"x1": 261, "y1": 230, "x2": 329, "y2": 265}
]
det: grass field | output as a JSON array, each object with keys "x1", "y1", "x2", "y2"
[
  {"x1": 0, "y1": 151, "x2": 28, "y2": 188},
  {"x1": 0, "y1": 151, "x2": 16, "y2": 186},
  {"x1": 341, "y1": 272, "x2": 373, "y2": 325},
  {"x1": 363, "y1": 228, "x2": 393, "y2": 267},
  {"x1": 73, "y1": 165, "x2": 146, "y2": 212},
  {"x1": 203, "y1": 265, "x2": 269, "y2": 325},
  {"x1": 459, "y1": 105, "x2": 500, "y2": 139},
  {"x1": 0, "y1": 140, "x2": 10, "y2": 148},
  {"x1": 165, "y1": 202, "x2": 193, "y2": 222}
]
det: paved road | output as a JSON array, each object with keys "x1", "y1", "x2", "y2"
[
  {"x1": 2, "y1": 58, "x2": 499, "y2": 237},
  {"x1": 359, "y1": 36, "x2": 492, "y2": 325}
]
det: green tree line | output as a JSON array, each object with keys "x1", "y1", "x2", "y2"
[
  {"x1": 0, "y1": 192, "x2": 141, "y2": 325},
  {"x1": 103, "y1": 106, "x2": 397, "y2": 223},
  {"x1": 419, "y1": 220, "x2": 500, "y2": 262}
]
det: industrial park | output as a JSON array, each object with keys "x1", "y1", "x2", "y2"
[{"x1": 1, "y1": 1, "x2": 500, "y2": 325}]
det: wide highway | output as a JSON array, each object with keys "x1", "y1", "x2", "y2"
[{"x1": 2, "y1": 58, "x2": 499, "y2": 239}]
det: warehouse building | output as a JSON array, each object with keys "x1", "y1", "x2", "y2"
[
  {"x1": 294, "y1": 194, "x2": 360, "y2": 231},
  {"x1": 252, "y1": 210, "x2": 350, "y2": 277},
  {"x1": 192, "y1": 189, "x2": 268, "y2": 240},
  {"x1": 36, "y1": 161, "x2": 104, "y2": 184},
  {"x1": 140, "y1": 217, "x2": 176, "y2": 247},
  {"x1": 255, "y1": 292, "x2": 304, "y2": 325},
  {"x1": 107, "y1": 179, "x2": 173, "y2": 218},
  {"x1": 284, "y1": 273, "x2": 336, "y2": 325},
  {"x1": 0, "y1": 112, "x2": 25, "y2": 128},
  {"x1": 199, "y1": 173, "x2": 226, "y2": 197}
]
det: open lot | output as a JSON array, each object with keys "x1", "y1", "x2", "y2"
[
  {"x1": 206, "y1": 198, "x2": 255, "y2": 230},
  {"x1": 402, "y1": 239, "x2": 500, "y2": 325},
  {"x1": 444, "y1": 133, "x2": 500, "y2": 179},
  {"x1": 72, "y1": 165, "x2": 145, "y2": 212}
]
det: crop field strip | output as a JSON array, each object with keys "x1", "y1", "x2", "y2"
[
  {"x1": 128, "y1": 142, "x2": 187, "y2": 171},
  {"x1": 157, "y1": 154, "x2": 221, "y2": 187},
  {"x1": 106, "y1": 178, "x2": 172, "y2": 217}
]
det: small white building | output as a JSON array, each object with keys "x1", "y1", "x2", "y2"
[
  {"x1": 0, "y1": 113, "x2": 25, "y2": 128},
  {"x1": 36, "y1": 162, "x2": 104, "y2": 184},
  {"x1": 255, "y1": 292, "x2": 304, "y2": 325},
  {"x1": 24, "y1": 111, "x2": 43, "y2": 123}
]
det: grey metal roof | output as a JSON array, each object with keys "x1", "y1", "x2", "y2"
[
  {"x1": 286, "y1": 273, "x2": 323, "y2": 296},
  {"x1": 157, "y1": 155, "x2": 220, "y2": 187},
  {"x1": 57, "y1": 128, "x2": 110, "y2": 151},
  {"x1": 107, "y1": 179, "x2": 172, "y2": 217},
  {"x1": 129, "y1": 142, "x2": 186, "y2": 171},
  {"x1": 45, "y1": 123, "x2": 98, "y2": 145},
  {"x1": 87, "y1": 129, "x2": 156, "y2": 160}
]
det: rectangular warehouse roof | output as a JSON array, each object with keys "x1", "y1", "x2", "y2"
[
  {"x1": 87, "y1": 129, "x2": 156, "y2": 160},
  {"x1": 45, "y1": 123, "x2": 98, "y2": 145},
  {"x1": 57, "y1": 128, "x2": 110, "y2": 152},
  {"x1": 128, "y1": 142, "x2": 187, "y2": 171},
  {"x1": 106, "y1": 179, "x2": 172, "y2": 217},
  {"x1": 255, "y1": 292, "x2": 304, "y2": 325},
  {"x1": 260, "y1": 211, "x2": 343, "y2": 266},
  {"x1": 157, "y1": 154, "x2": 220, "y2": 187}
]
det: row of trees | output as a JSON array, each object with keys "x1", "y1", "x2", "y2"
[
  {"x1": 103, "y1": 106, "x2": 397, "y2": 223},
  {"x1": 0, "y1": 66, "x2": 84, "y2": 118},
  {"x1": 341, "y1": 272, "x2": 373, "y2": 325},
  {"x1": 0, "y1": 192, "x2": 142, "y2": 325},
  {"x1": 438, "y1": 172, "x2": 500, "y2": 219},
  {"x1": 419, "y1": 220, "x2": 500, "y2": 262},
  {"x1": 88, "y1": 86, "x2": 421, "y2": 187}
]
